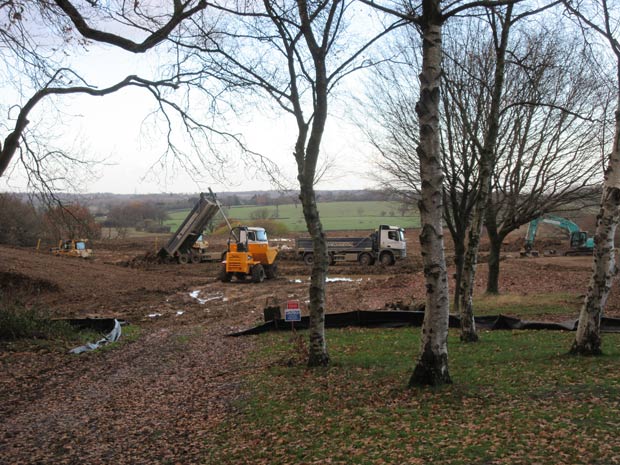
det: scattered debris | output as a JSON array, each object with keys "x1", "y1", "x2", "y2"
[
  {"x1": 148, "y1": 313, "x2": 162, "y2": 318},
  {"x1": 119, "y1": 251, "x2": 162, "y2": 268},
  {"x1": 288, "y1": 277, "x2": 363, "y2": 283},
  {"x1": 189, "y1": 290, "x2": 224, "y2": 305},
  {"x1": 176, "y1": 311, "x2": 184, "y2": 316},
  {"x1": 326, "y1": 277, "x2": 363, "y2": 283}
]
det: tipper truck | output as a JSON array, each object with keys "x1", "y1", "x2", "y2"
[
  {"x1": 158, "y1": 191, "x2": 224, "y2": 264},
  {"x1": 219, "y1": 225, "x2": 279, "y2": 283},
  {"x1": 296, "y1": 225, "x2": 406, "y2": 266}
]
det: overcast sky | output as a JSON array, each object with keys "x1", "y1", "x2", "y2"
[{"x1": 0, "y1": 27, "x2": 379, "y2": 195}]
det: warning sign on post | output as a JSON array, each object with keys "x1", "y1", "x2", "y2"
[{"x1": 285, "y1": 300, "x2": 302, "y2": 322}]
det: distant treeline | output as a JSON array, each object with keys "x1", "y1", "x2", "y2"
[{"x1": 5, "y1": 189, "x2": 401, "y2": 214}]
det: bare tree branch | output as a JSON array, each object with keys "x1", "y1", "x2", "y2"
[
  {"x1": 53, "y1": 0, "x2": 208, "y2": 53},
  {"x1": 1, "y1": 72, "x2": 179, "y2": 178}
]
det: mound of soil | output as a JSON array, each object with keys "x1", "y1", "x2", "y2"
[
  {"x1": 118, "y1": 251, "x2": 164, "y2": 268},
  {"x1": 0, "y1": 270, "x2": 60, "y2": 294}
]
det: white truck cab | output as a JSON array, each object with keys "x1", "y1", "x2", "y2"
[{"x1": 238, "y1": 227, "x2": 269, "y2": 244}]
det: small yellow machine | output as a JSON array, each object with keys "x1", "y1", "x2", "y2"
[
  {"x1": 50, "y1": 239, "x2": 93, "y2": 259},
  {"x1": 219, "y1": 226, "x2": 278, "y2": 283}
]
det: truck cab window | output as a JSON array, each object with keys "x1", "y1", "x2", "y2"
[
  {"x1": 388, "y1": 231, "x2": 397, "y2": 241},
  {"x1": 255, "y1": 230, "x2": 268, "y2": 242}
]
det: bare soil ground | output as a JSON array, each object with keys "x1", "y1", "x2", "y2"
[{"x1": 1, "y1": 233, "x2": 619, "y2": 464}]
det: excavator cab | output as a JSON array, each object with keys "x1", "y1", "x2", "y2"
[
  {"x1": 220, "y1": 226, "x2": 278, "y2": 283},
  {"x1": 568, "y1": 231, "x2": 594, "y2": 254},
  {"x1": 570, "y1": 231, "x2": 588, "y2": 249}
]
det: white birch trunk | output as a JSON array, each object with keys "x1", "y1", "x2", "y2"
[
  {"x1": 571, "y1": 98, "x2": 620, "y2": 355},
  {"x1": 409, "y1": 2, "x2": 451, "y2": 386}
]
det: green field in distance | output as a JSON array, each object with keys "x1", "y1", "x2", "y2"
[{"x1": 164, "y1": 201, "x2": 419, "y2": 232}]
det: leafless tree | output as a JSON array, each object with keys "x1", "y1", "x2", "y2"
[
  {"x1": 362, "y1": 22, "x2": 483, "y2": 315},
  {"x1": 563, "y1": 0, "x2": 620, "y2": 356},
  {"x1": 455, "y1": 4, "x2": 515, "y2": 343},
  {"x1": 0, "y1": 193, "x2": 43, "y2": 246},
  {"x1": 367, "y1": 2, "x2": 602, "y2": 346},
  {"x1": 360, "y1": 0, "x2": 528, "y2": 386},
  {"x1": 171, "y1": 1, "x2": 403, "y2": 366},
  {"x1": 0, "y1": 0, "x2": 256, "y2": 196},
  {"x1": 484, "y1": 25, "x2": 607, "y2": 294}
]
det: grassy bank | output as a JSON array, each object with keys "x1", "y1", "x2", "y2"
[
  {"x1": 205, "y1": 329, "x2": 620, "y2": 464},
  {"x1": 165, "y1": 201, "x2": 420, "y2": 232},
  {"x1": 472, "y1": 292, "x2": 582, "y2": 318}
]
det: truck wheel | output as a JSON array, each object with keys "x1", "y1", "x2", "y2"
[
  {"x1": 219, "y1": 265, "x2": 232, "y2": 282},
  {"x1": 265, "y1": 262, "x2": 278, "y2": 279},
  {"x1": 252, "y1": 264, "x2": 266, "y2": 283},
  {"x1": 358, "y1": 253, "x2": 373, "y2": 266},
  {"x1": 190, "y1": 254, "x2": 201, "y2": 264},
  {"x1": 379, "y1": 252, "x2": 395, "y2": 266},
  {"x1": 303, "y1": 253, "x2": 314, "y2": 265},
  {"x1": 178, "y1": 254, "x2": 190, "y2": 265}
]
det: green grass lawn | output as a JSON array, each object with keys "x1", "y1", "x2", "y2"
[
  {"x1": 165, "y1": 201, "x2": 420, "y2": 232},
  {"x1": 471, "y1": 292, "x2": 582, "y2": 318},
  {"x1": 204, "y1": 328, "x2": 620, "y2": 464}
]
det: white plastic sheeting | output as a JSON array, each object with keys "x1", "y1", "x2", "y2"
[
  {"x1": 189, "y1": 290, "x2": 224, "y2": 305},
  {"x1": 69, "y1": 319, "x2": 122, "y2": 354}
]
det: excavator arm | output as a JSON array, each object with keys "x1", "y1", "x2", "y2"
[{"x1": 524, "y1": 215, "x2": 591, "y2": 254}]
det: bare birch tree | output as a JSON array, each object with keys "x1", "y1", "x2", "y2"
[
  {"x1": 174, "y1": 1, "x2": 402, "y2": 366},
  {"x1": 563, "y1": 0, "x2": 620, "y2": 355},
  {"x1": 361, "y1": 0, "x2": 528, "y2": 385},
  {"x1": 362, "y1": 23, "x2": 483, "y2": 312},
  {"x1": 368, "y1": 4, "x2": 603, "y2": 346}
]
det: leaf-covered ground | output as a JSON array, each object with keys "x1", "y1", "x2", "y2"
[
  {"x1": 1, "y1": 240, "x2": 620, "y2": 464},
  {"x1": 205, "y1": 330, "x2": 620, "y2": 465},
  {"x1": 0, "y1": 321, "x2": 256, "y2": 464}
]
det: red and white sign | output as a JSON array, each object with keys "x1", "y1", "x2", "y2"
[{"x1": 285, "y1": 300, "x2": 302, "y2": 322}]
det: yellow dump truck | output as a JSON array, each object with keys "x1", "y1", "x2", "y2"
[{"x1": 219, "y1": 226, "x2": 278, "y2": 283}]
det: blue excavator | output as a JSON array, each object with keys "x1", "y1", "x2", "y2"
[{"x1": 522, "y1": 215, "x2": 594, "y2": 256}]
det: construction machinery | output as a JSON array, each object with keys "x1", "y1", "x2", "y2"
[
  {"x1": 522, "y1": 215, "x2": 594, "y2": 256},
  {"x1": 295, "y1": 224, "x2": 406, "y2": 266},
  {"x1": 158, "y1": 189, "x2": 277, "y2": 282},
  {"x1": 158, "y1": 191, "x2": 225, "y2": 264},
  {"x1": 219, "y1": 226, "x2": 279, "y2": 283},
  {"x1": 50, "y1": 239, "x2": 93, "y2": 259}
]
